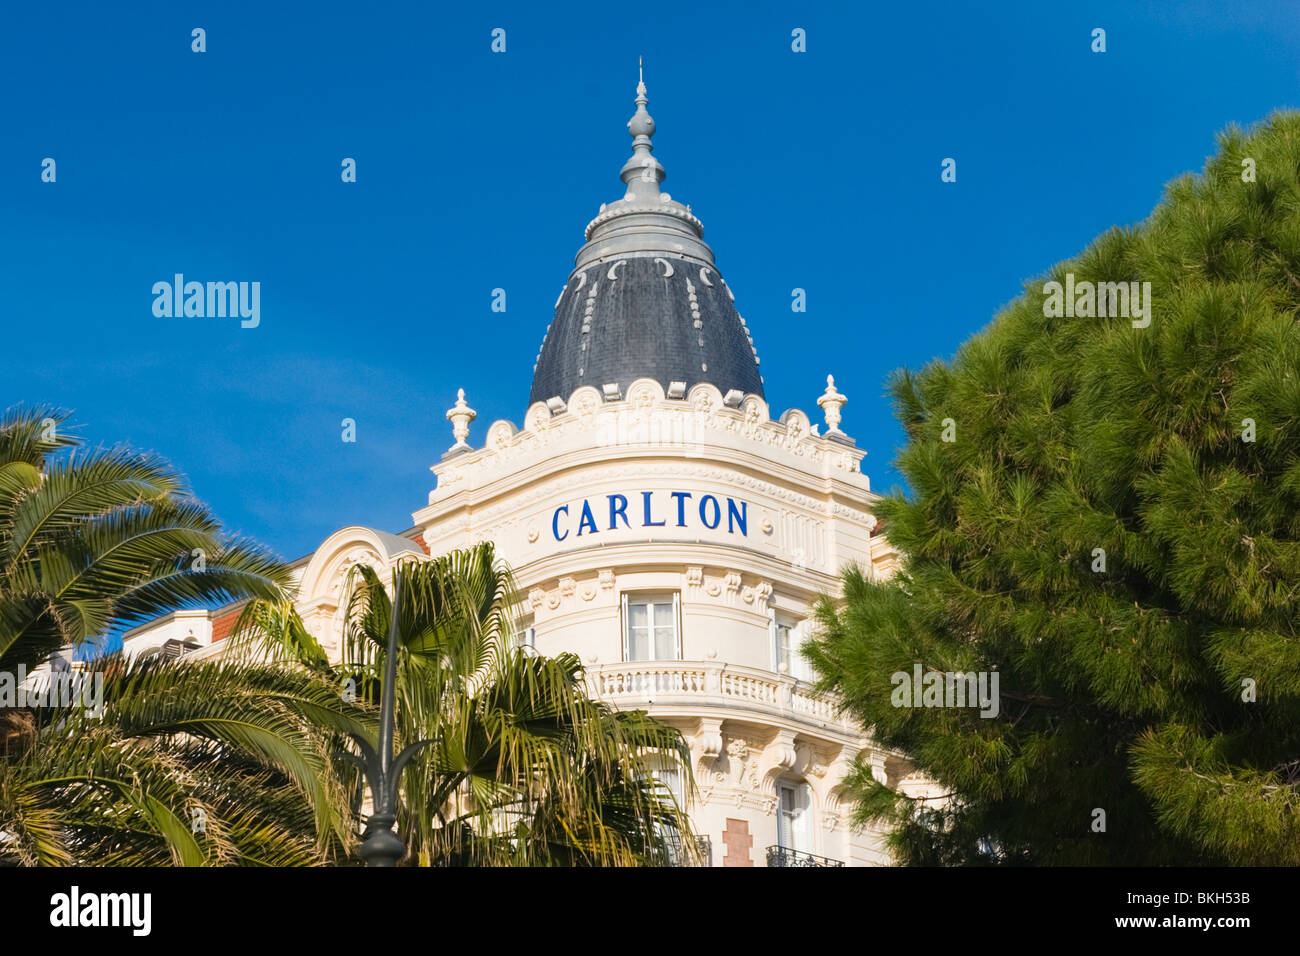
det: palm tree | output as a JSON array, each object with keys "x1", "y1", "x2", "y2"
[
  {"x1": 0, "y1": 406, "x2": 369, "y2": 865},
  {"x1": 0, "y1": 406, "x2": 289, "y2": 669},
  {"x1": 1, "y1": 656, "x2": 368, "y2": 865},
  {"x1": 235, "y1": 543, "x2": 699, "y2": 866}
]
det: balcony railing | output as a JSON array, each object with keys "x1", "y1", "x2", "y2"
[
  {"x1": 765, "y1": 845, "x2": 845, "y2": 868},
  {"x1": 664, "y1": 834, "x2": 712, "y2": 867},
  {"x1": 585, "y1": 660, "x2": 853, "y2": 733}
]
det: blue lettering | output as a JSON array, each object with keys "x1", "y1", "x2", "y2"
[
  {"x1": 642, "y1": 490, "x2": 665, "y2": 527},
  {"x1": 557, "y1": 492, "x2": 748, "y2": 537},
  {"x1": 670, "y1": 491, "x2": 692, "y2": 527},
  {"x1": 577, "y1": 500, "x2": 599, "y2": 536},
  {"x1": 727, "y1": 498, "x2": 747, "y2": 535},
  {"x1": 609, "y1": 494, "x2": 630, "y2": 529},
  {"x1": 699, "y1": 494, "x2": 721, "y2": 529}
]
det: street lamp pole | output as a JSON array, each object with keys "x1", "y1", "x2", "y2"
[{"x1": 349, "y1": 576, "x2": 430, "y2": 867}]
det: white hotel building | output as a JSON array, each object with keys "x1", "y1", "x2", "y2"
[{"x1": 115, "y1": 75, "x2": 934, "y2": 866}]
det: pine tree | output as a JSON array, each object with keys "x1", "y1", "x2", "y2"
[{"x1": 809, "y1": 112, "x2": 1300, "y2": 865}]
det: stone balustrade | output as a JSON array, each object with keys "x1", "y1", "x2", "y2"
[{"x1": 586, "y1": 660, "x2": 855, "y2": 734}]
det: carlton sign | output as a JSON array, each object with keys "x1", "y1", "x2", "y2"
[{"x1": 552, "y1": 490, "x2": 749, "y2": 541}]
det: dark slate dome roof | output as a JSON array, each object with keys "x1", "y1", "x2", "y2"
[
  {"x1": 530, "y1": 256, "x2": 763, "y2": 406},
  {"x1": 528, "y1": 72, "x2": 764, "y2": 407}
]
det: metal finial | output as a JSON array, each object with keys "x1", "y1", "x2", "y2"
[{"x1": 623, "y1": 61, "x2": 660, "y2": 198}]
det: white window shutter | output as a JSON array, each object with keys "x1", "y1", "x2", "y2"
[
  {"x1": 794, "y1": 620, "x2": 814, "y2": 681},
  {"x1": 672, "y1": 591, "x2": 682, "y2": 659},
  {"x1": 524, "y1": 627, "x2": 535, "y2": 650},
  {"x1": 769, "y1": 608, "x2": 779, "y2": 672},
  {"x1": 793, "y1": 783, "x2": 812, "y2": 851},
  {"x1": 621, "y1": 593, "x2": 629, "y2": 661}
]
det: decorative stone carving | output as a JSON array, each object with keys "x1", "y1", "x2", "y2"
[
  {"x1": 558, "y1": 576, "x2": 577, "y2": 597},
  {"x1": 817, "y1": 375, "x2": 847, "y2": 434},
  {"x1": 572, "y1": 389, "x2": 599, "y2": 425},
  {"x1": 782, "y1": 409, "x2": 810, "y2": 447},
  {"x1": 435, "y1": 379, "x2": 875, "y2": 510},
  {"x1": 528, "y1": 588, "x2": 545, "y2": 610},
  {"x1": 525, "y1": 403, "x2": 550, "y2": 434},
  {"x1": 769, "y1": 731, "x2": 798, "y2": 772},
  {"x1": 629, "y1": 380, "x2": 659, "y2": 414},
  {"x1": 598, "y1": 568, "x2": 615, "y2": 590},
  {"x1": 720, "y1": 736, "x2": 761, "y2": 793},
  {"x1": 526, "y1": 527, "x2": 539, "y2": 543},
  {"x1": 487, "y1": 420, "x2": 515, "y2": 451},
  {"x1": 826, "y1": 743, "x2": 859, "y2": 775},
  {"x1": 696, "y1": 718, "x2": 724, "y2": 760},
  {"x1": 329, "y1": 547, "x2": 383, "y2": 602},
  {"x1": 445, "y1": 389, "x2": 476, "y2": 450}
]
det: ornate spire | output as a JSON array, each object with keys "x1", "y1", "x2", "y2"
[
  {"x1": 575, "y1": 63, "x2": 712, "y2": 269},
  {"x1": 531, "y1": 68, "x2": 767, "y2": 408},
  {"x1": 620, "y1": 58, "x2": 665, "y2": 201}
]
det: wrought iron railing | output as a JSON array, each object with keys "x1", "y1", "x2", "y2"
[
  {"x1": 765, "y1": 845, "x2": 844, "y2": 867},
  {"x1": 664, "y1": 833, "x2": 712, "y2": 866},
  {"x1": 692, "y1": 835, "x2": 712, "y2": 867}
]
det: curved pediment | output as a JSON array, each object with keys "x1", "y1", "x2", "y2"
[{"x1": 298, "y1": 526, "x2": 425, "y2": 604}]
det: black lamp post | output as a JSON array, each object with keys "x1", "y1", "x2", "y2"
[{"x1": 348, "y1": 577, "x2": 430, "y2": 867}]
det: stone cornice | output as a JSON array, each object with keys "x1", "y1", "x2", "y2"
[
  {"x1": 425, "y1": 380, "x2": 871, "y2": 507},
  {"x1": 515, "y1": 548, "x2": 840, "y2": 605}
]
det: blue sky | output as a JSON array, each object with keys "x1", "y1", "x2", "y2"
[{"x1": 4, "y1": 1, "x2": 1299, "y2": 563}]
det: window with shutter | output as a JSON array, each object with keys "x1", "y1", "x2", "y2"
[
  {"x1": 777, "y1": 781, "x2": 813, "y2": 852},
  {"x1": 792, "y1": 620, "x2": 814, "y2": 682},
  {"x1": 623, "y1": 592, "x2": 681, "y2": 661}
]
